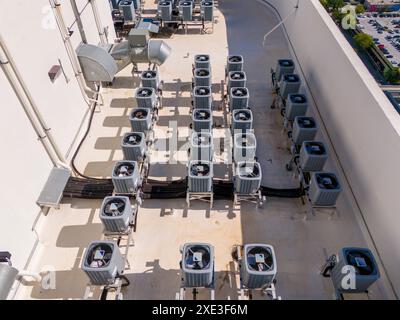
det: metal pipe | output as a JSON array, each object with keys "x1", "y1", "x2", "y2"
[
  {"x1": 50, "y1": 0, "x2": 100, "y2": 105},
  {"x1": 90, "y1": 0, "x2": 108, "y2": 45},
  {"x1": 0, "y1": 34, "x2": 68, "y2": 165},
  {"x1": 70, "y1": 0, "x2": 88, "y2": 44},
  {"x1": 0, "y1": 47, "x2": 59, "y2": 167},
  {"x1": 17, "y1": 270, "x2": 42, "y2": 283}
]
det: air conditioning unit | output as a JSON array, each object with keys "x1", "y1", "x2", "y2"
[
  {"x1": 190, "y1": 132, "x2": 213, "y2": 161},
  {"x1": 193, "y1": 68, "x2": 212, "y2": 87},
  {"x1": 280, "y1": 74, "x2": 301, "y2": 99},
  {"x1": 99, "y1": 196, "x2": 133, "y2": 233},
  {"x1": 129, "y1": 108, "x2": 152, "y2": 133},
  {"x1": 121, "y1": 132, "x2": 147, "y2": 161},
  {"x1": 240, "y1": 244, "x2": 277, "y2": 289},
  {"x1": 201, "y1": 0, "x2": 214, "y2": 22},
  {"x1": 234, "y1": 161, "x2": 262, "y2": 194},
  {"x1": 232, "y1": 109, "x2": 253, "y2": 132},
  {"x1": 135, "y1": 87, "x2": 157, "y2": 109},
  {"x1": 188, "y1": 160, "x2": 213, "y2": 192},
  {"x1": 275, "y1": 59, "x2": 295, "y2": 82},
  {"x1": 292, "y1": 116, "x2": 318, "y2": 146},
  {"x1": 233, "y1": 133, "x2": 257, "y2": 163},
  {"x1": 228, "y1": 71, "x2": 247, "y2": 92},
  {"x1": 226, "y1": 55, "x2": 244, "y2": 73},
  {"x1": 229, "y1": 87, "x2": 249, "y2": 110},
  {"x1": 179, "y1": 1, "x2": 193, "y2": 21},
  {"x1": 193, "y1": 86, "x2": 212, "y2": 109},
  {"x1": 132, "y1": 0, "x2": 141, "y2": 10},
  {"x1": 110, "y1": 0, "x2": 121, "y2": 10},
  {"x1": 81, "y1": 241, "x2": 124, "y2": 286},
  {"x1": 158, "y1": 1, "x2": 173, "y2": 21},
  {"x1": 119, "y1": 0, "x2": 136, "y2": 22},
  {"x1": 112, "y1": 161, "x2": 141, "y2": 194},
  {"x1": 194, "y1": 54, "x2": 211, "y2": 69},
  {"x1": 181, "y1": 243, "x2": 214, "y2": 288},
  {"x1": 309, "y1": 172, "x2": 341, "y2": 206},
  {"x1": 192, "y1": 109, "x2": 213, "y2": 132},
  {"x1": 141, "y1": 70, "x2": 160, "y2": 90},
  {"x1": 299, "y1": 141, "x2": 328, "y2": 172},
  {"x1": 285, "y1": 94, "x2": 308, "y2": 121},
  {"x1": 330, "y1": 247, "x2": 380, "y2": 294}
]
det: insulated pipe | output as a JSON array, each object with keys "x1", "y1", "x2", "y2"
[
  {"x1": 70, "y1": 0, "x2": 88, "y2": 44},
  {"x1": 0, "y1": 46, "x2": 59, "y2": 167},
  {"x1": 89, "y1": 0, "x2": 108, "y2": 45},
  {"x1": 17, "y1": 270, "x2": 42, "y2": 283},
  {"x1": 0, "y1": 34, "x2": 68, "y2": 166},
  {"x1": 50, "y1": 0, "x2": 100, "y2": 105}
]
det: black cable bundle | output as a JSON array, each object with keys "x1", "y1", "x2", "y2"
[{"x1": 63, "y1": 177, "x2": 114, "y2": 199}]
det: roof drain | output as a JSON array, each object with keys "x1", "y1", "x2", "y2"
[{"x1": 50, "y1": 0, "x2": 102, "y2": 106}]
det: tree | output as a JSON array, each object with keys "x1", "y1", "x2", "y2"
[
  {"x1": 353, "y1": 33, "x2": 374, "y2": 49},
  {"x1": 327, "y1": 0, "x2": 344, "y2": 10},
  {"x1": 320, "y1": 0, "x2": 328, "y2": 9},
  {"x1": 355, "y1": 4, "x2": 365, "y2": 15},
  {"x1": 384, "y1": 67, "x2": 400, "y2": 84}
]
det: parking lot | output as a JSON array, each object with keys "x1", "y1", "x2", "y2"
[{"x1": 358, "y1": 13, "x2": 400, "y2": 68}]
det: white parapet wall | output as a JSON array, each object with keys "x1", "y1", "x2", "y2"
[
  {"x1": 0, "y1": 0, "x2": 115, "y2": 271},
  {"x1": 262, "y1": 0, "x2": 400, "y2": 297}
]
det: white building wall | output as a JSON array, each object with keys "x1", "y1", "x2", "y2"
[
  {"x1": 0, "y1": 0, "x2": 115, "y2": 270},
  {"x1": 263, "y1": 0, "x2": 400, "y2": 296}
]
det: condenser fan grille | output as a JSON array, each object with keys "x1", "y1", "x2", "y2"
[
  {"x1": 298, "y1": 118, "x2": 315, "y2": 128},
  {"x1": 234, "y1": 111, "x2": 251, "y2": 121},
  {"x1": 229, "y1": 56, "x2": 242, "y2": 63},
  {"x1": 123, "y1": 134, "x2": 142, "y2": 145},
  {"x1": 284, "y1": 74, "x2": 300, "y2": 82},
  {"x1": 196, "y1": 55, "x2": 209, "y2": 62},
  {"x1": 181, "y1": 1, "x2": 192, "y2": 6},
  {"x1": 231, "y1": 72, "x2": 244, "y2": 80},
  {"x1": 132, "y1": 109, "x2": 148, "y2": 119},
  {"x1": 185, "y1": 245, "x2": 211, "y2": 270},
  {"x1": 290, "y1": 94, "x2": 306, "y2": 103},
  {"x1": 316, "y1": 174, "x2": 339, "y2": 189},
  {"x1": 193, "y1": 134, "x2": 211, "y2": 145},
  {"x1": 239, "y1": 163, "x2": 260, "y2": 178},
  {"x1": 247, "y1": 247, "x2": 273, "y2": 272},
  {"x1": 279, "y1": 59, "x2": 294, "y2": 67},
  {"x1": 191, "y1": 163, "x2": 210, "y2": 176},
  {"x1": 87, "y1": 244, "x2": 113, "y2": 268},
  {"x1": 114, "y1": 163, "x2": 135, "y2": 177},
  {"x1": 138, "y1": 89, "x2": 153, "y2": 97},
  {"x1": 194, "y1": 110, "x2": 210, "y2": 120},
  {"x1": 345, "y1": 250, "x2": 376, "y2": 276},
  {"x1": 305, "y1": 142, "x2": 325, "y2": 155},
  {"x1": 203, "y1": 1, "x2": 213, "y2": 5},
  {"x1": 196, "y1": 69, "x2": 209, "y2": 77},
  {"x1": 195, "y1": 87, "x2": 210, "y2": 95},
  {"x1": 143, "y1": 71, "x2": 156, "y2": 78},
  {"x1": 233, "y1": 88, "x2": 248, "y2": 96},
  {"x1": 103, "y1": 199, "x2": 126, "y2": 216}
]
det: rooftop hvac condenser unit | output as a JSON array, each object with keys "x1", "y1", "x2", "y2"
[
  {"x1": 234, "y1": 161, "x2": 262, "y2": 194},
  {"x1": 232, "y1": 109, "x2": 253, "y2": 132},
  {"x1": 292, "y1": 116, "x2": 318, "y2": 146},
  {"x1": 330, "y1": 247, "x2": 380, "y2": 294},
  {"x1": 158, "y1": 1, "x2": 173, "y2": 21},
  {"x1": 192, "y1": 109, "x2": 213, "y2": 132},
  {"x1": 188, "y1": 160, "x2": 213, "y2": 193},
  {"x1": 119, "y1": 0, "x2": 136, "y2": 22},
  {"x1": 299, "y1": 141, "x2": 328, "y2": 172},
  {"x1": 141, "y1": 70, "x2": 160, "y2": 90},
  {"x1": 99, "y1": 196, "x2": 134, "y2": 233},
  {"x1": 228, "y1": 71, "x2": 247, "y2": 92},
  {"x1": 201, "y1": 1, "x2": 214, "y2": 22},
  {"x1": 121, "y1": 132, "x2": 147, "y2": 161},
  {"x1": 226, "y1": 55, "x2": 244, "y2": 73},
  {"x1": 131, "y1": 0, "x2": 141, "y2": 10},
  {"x1": 129, "y1": 108, "x2": 153, "y2": 133},
  {"x1": 194, "y1": 54, "x2": 211, "y2": 69},
  {"x1": 233, "y1": 133, "x2": 257, "y2": 163},
  {"x1": 230, "y1": 87, "x2": 249, "y2": 110},
  {"x1": 193, "y1": 86, "x2": 212, "y2": 109},
  {"x1": 179, "y1": 1, "x2": 193, "y2": 21},
  {"x1": 241, "y1": 244, "x2": 277, "y2": 289},
  {"x1": 193, "y1": 68, "x2": 212, "y2": 87},
  {"x1": 135, "y1": 87, "x2": 157, "y2": 109},
  {"x1": 275, "y1": 59, "x2": 295, "y2": 82},
  {"x1": 112, "y1": 161, "x2": 141, "y2": 194},
  {"x1": 81, "y1": 241, "x2": 124, "y2": 286},
  {"x1": 285, "y1": 94, "x2": 308, "y2": 121},
  {"x1": 190, "y1": 132, "x2": 213, "y2": 161},
  {"x1": 280, "y1": 74, "x2": 301, "y2": 99},
  {"x1": 181, "y1": 243, "x2": 215, "y2": 288},
  {"x1": 309, "y1": 172, "x2": 341, "y2": 206},
  {"x1": 110, "y1": 0, "x2": 121, "y2": 10}
]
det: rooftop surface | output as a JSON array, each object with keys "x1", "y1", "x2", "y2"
[{"x1": 16, "y1": 0, "x2": 394, "y2": 300}]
